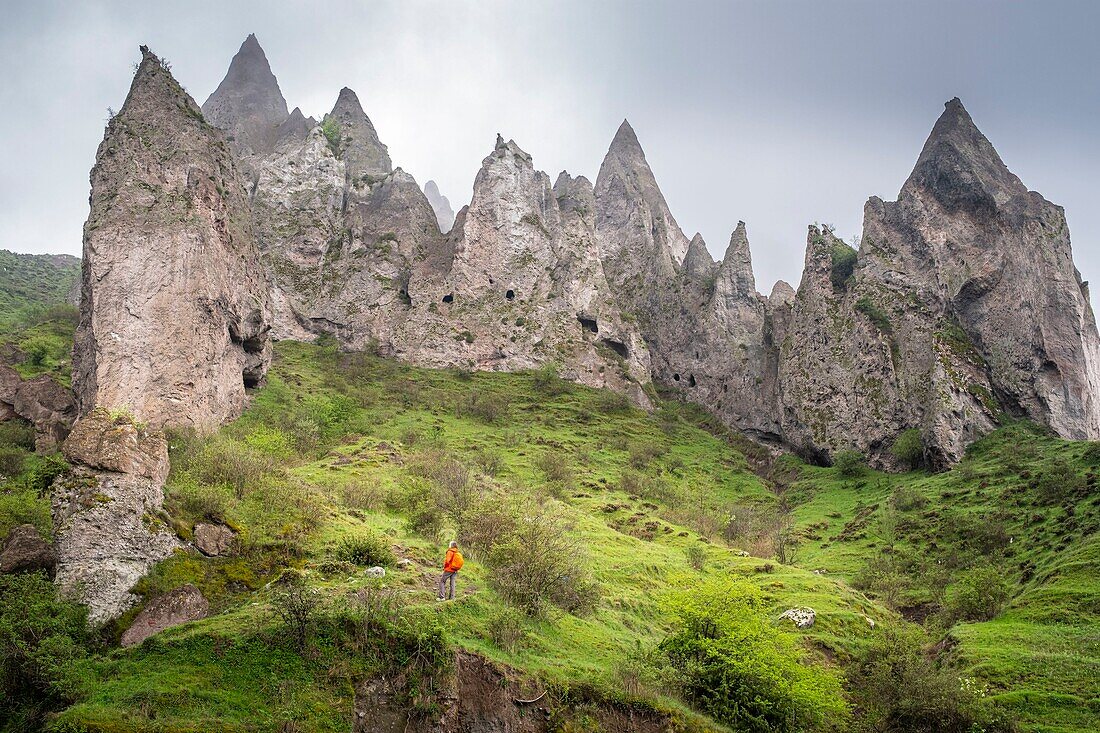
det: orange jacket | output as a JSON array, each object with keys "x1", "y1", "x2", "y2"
[{"x1": 443, "y1": 548, "x2": 461, "y2": 573}]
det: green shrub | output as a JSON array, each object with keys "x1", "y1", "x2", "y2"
[
  {"x1": 848, "y1": 627, "x2": 1011, "y2": 733},
  {"x1": 891, "y1": 429, "x2": 925, "y2": 469},
  {"x1": 21, "y1": 453, "x2": 68, "y2": 493},
  {"x1": 333, "y1": 532, "x2": 395, "y2": 567},
  {"x1": 485, "y1": 506, "x2": 600, "y2": 617},
  {"x1": 182, "y1": 435, "x2": 279, "y2": 499},
  {"x1": 628, "y1": 440, "x2": 667, "y2": 469},
  {"x1": 594, "y1": 390, "x2": 632, "y2": 414},
  {"x1": 268, "y1": 573, "x2": 323, "y2": 651},
  {"x1": 532, "y1": 363, "x2": 566, "y2": 395},
  {"x1": 829, "y1": 241, "x2": 858, "y2": 289},
  {"x1": 658, "y1": 578, "x2": 848, "y2": 731},
  {"x1": 320, "y1": 116, "x2": 341, "y2": 154},
  {"x1": 941, "y1": 564, "x2": 1011, "y2": 624},
  {"x1": 458, "y1": 391, "x2": 509, "y2": 424},
  {"x1": 855, "y1": 295, "x2": 894, "y2": 335},
  {"x1": 0, "y1": 444, "x2": 26, "y2": 478},
  {"x1": 1033, "y1": 458, "x2": 1085, "y2": 504},
  {"x1": 535, "y1": 451, "x2": 575, "y2": 489},
  {"x1": 890, "y1": 484, "x2": 928, "y2": 512},
  {"x1": 0, "y1": 572, "x2": 90, "y2": 728},
  {"x1": 0, "y1": 420, "x2": 35, "y2": 450},
  {"x1": 834, "y1": 450, "x2": 866, "y2": 477},
  {"x1": 684, "y1": 543, "x2": 706, "y2": 571}
]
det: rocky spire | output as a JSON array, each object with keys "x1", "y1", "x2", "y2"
[
  {"x1": 324, "y1": 87, "x2": 392, "y2": 179},
  {"x1": 595, "y1": 119, "x2": 691, "y2": 272},
  {"x1": 202, "y1": 34, "x2": 289, "y2": 158},
  {"x1": 902, "y1": 97, "x2": 1026, "y2": 214},
  {"x1": 683, "y1": 233, "x2": 716, "y2": 281},
  {"x1": 424, "y1": 179, "x2": 455, "y2": 233},
  {"x1": 273, "y1": 106, "x2": 312, "y2": 148},
  {"x1": 75, "y1": 45, "x2": 272, "y2": 431},
  {"x1": 714, "y1": 222, "x2": 757, "y2": 300}
]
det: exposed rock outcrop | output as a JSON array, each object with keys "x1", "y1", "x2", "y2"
[
  {"x1": 202, "y1": 34, "x2": 289, "y2": 165},
  {"x1": 424, "y1": 179, "x2": 456, "y2": 233},
  {"x1": 74, "y1": 46, "x2": 272, "y2": 432},
  {"x1": 0, "y1": 365, "x2": 76, "y2": 450},
  {"x1": 0, "y1": 524, "x2": 57, "y2": 576},
  {"x1": 53, "y1": 408, "x2": 181, "y2": 624},
  {"x1": 779, "y1": 99, "x2": 1100, "y2": 465},
  {"x1": 93, "y1": 36, "x2": 1100, "y2": 472},
  {"x1": 121, "y1": 584, "x2": 209, "y2": 647},
  {"x1": 193, "y1": 522, "x2": 236, "y2": 557},
  {"x1": 324, "y1": 87, "x2": 392, "y2": 180}
]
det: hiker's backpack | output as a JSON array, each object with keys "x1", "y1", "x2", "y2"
[{"x1": 451, "y1": 551, "x2": 464, "y2": 571}]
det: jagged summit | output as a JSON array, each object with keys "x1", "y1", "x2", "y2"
[
  {"x1": 683, "y1": 233, "x2": 716, "y2": 281},
  {"x1": 903, "y1": 97, "x2": 1026, "y2": 210},
  {"x1": 715, "y1": 222, "x2": 757, "y2": 299},
  {"x1": 609, "y1": 119, "x2": 643, "y2": 154},
  {"x1": 202, "y1": 34, "x2": 288, "y2": 159},
  {"x1": 324, "y1": 87, "x2": 391, "y2": 178},
  {"x1": 423, "y1": 180, "x2": 455, "y2": 233}
]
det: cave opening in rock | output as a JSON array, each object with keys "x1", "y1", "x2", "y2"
[
  {"x1": 442, "y1": 293, "x2": 453, "y2": 303},
  {"x1": 688, "y1": 374, "x2": 697, "y2": 387},
  {"x1": 242, "y1": 372, "x2": 261, "y2": 389},
  {"x1": 578, "y1": 316, "x2": 598, "y2": 333},
  {"x1": 602, "y1": 339, "x2": 629, "y2": 359},
  {"x1": 673, "y1": 373, "x2": 681, "y2": 382},
  {"x1": 505, "y1": 289, "x2": 515, "y2": 300}
]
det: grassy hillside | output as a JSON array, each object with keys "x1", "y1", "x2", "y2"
[
  {"x1": 0, "y1": 324, "x2": 1097, "y2": 729},
  {"x1": 0, "y1": 249, "x2": 80, "y2": 383}
]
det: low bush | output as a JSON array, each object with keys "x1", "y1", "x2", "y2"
[
  {"x1": 532, "y1": 363, "x2": 566, "y2": 395},
  {"x1": 1033, "y1": 458, "x2": 1085, "y2": 504},
  {"x1": 0, "y1": 572, "x2": 91, "y2": 729},
  {"x1": 0, "y1": 444, "x2": 26, "y2": 478},
  {"x1": 594, "y1": 389, "x2": 632, "y2": 414},
  {"x1": 457, "y1": 391, "x2": 509, "y2": 424},
  {"x1": 486, "y1": 608, "x2": 526, "y2": 652},
  {"x1": 891, "y1": 429, "x2": 925, "y2": 469},
  {"x1": 333, "y1": 532, "x2": 395, "y2": 567},
  {"x1": 684, "y1": 543, "x2": 706, "y2": 571},
  {"x1": 0, "y1": 420, "x2": 35, "y2": 450},
  {"x1": 628, "y1": 440, "x2": 667, "y2": 469},
  {"x1": 269, "y1": 572, "x2": 324, "y2": 651},
  {"x1": 535, "y1": 451, "x2": 575, "y2": 489},
  {"x1": 658, "y1": 578, "x2": 848, "y2": 732},
  {"x1": 941, "y1": 564, "x2": 1011, "y2": 624},
  {"x1": 891, "y1": 484, "x2": 928, "y2": 512},
  {"x1": 834, "y1": 450, "x2": 866, "y2": 477},
  {"x1": 485, "y1": 506, "x2": 600, "y2": 617},
  {"x1": 847, "y1": 627, "x2": 1012, "y2": 733}
]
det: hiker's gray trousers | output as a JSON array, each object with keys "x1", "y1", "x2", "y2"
[{"x1": 438, "y1": 570, "x2": 456, "y2": 599}]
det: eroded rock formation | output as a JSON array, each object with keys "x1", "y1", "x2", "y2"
[
  {"x1": 424, "y1": 179, "x2": 456, "y2": 233},
  {"x1": 78, "y1": 38, "x2": 1100, "y2": 481},
  {"x1": 74, "y1": 46, "x2": 272, "y2": 432}
]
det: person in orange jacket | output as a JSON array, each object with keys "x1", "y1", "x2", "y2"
[{"x1": 437, "y1": 540, "x2": 463, "y2": 601}]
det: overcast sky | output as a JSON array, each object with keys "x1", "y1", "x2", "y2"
[{"x1": 2, "y1": 0, "x2": 1098, "y2": 298}]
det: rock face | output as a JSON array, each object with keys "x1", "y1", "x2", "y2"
[
  {"x1": 779, "y1": 99, "x2": 1100, "y2": 465},
  {"x1": 0, "y1": 365, "x2": 77, "y2": 450},
  {"x1": 52, "y1": 408, "x2": 181, "y2": 624},
  {"x1": 120, "y1": 584, "x2": 209, "y2": 647},
  {"x1": 201, "y1": 34, "x2": 289, "y2": 165},
  {"x1": 80, "y1": 36, "x2": 1100, "y2": 475},
  {"x1": 0, "y1": 524, "x2": 57, "y2": 576},
  {"x1": 424, "y1": 180, "x2": 456, "y2": 233},
  {"x1": 74, "y1": 46, "x2": 272, "y2": 432}
]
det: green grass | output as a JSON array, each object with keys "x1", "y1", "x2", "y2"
[
  {"x1": 2, "y1": 333, "x2": 1098, "y2": 731},
  {"x1": 36, "y1": 342, "x2": 891, "y2": 732}
]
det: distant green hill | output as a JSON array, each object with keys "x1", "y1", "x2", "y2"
[{"x1": 0, "y1": 249, "x2": 80, "y2": 384}]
